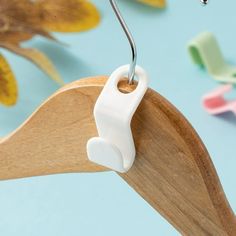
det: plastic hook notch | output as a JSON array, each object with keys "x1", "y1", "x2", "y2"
[
  {"x1": 202, "y1": 84, "x2": 236, "y2": 115},
  {"x1": 86, "y1": 65, "x2": 148, "y2": 173}
]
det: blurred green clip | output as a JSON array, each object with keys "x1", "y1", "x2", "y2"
[{"x1": 188, "y1": 32, "x2": 236, "y2": 84}]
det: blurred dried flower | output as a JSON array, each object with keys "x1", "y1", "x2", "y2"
[
  {"x1": 137, "y1": 0, "x2": 166, "y2": 8},
  {"x1": 0, "y1": 0, "x2": 100, "y2": 106}
]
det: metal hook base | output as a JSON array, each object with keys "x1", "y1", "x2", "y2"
[{"x1": 109, "y1": 0, "x2": 137, "y2": 84}]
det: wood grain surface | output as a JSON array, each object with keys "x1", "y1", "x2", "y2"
[{"x1": 0, "y1": 76, "x2": 235, "y2": 235}]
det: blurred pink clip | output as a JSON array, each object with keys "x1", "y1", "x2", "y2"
[{"x1": 202, "y1": 84, "x2": 236, "y2": 115}]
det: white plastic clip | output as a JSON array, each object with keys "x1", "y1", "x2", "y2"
[{"x1": 86, "y1": 65, "x2": 148, "y2": 173}]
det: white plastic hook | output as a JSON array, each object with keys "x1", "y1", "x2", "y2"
[{"x1": 86, "y1": 65, "x2": 148, "y2": 173}]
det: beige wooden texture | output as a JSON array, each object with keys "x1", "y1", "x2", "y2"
[{"x1": 0, "y1": 76, "x2": 235, "y2": 236}]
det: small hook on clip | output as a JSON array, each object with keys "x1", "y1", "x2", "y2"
[{"x1": 87, "y1": 65, "x2": 148, "y2": 173}]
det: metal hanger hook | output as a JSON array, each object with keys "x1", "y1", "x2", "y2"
[
  {"x1": 109, "y1": 0, "x2": 137, "y2": 84},
  {"x1": 200, "y1": 0, "x2": 209, "y2": 5}
]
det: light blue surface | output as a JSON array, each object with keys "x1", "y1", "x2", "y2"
[{"x1": 0, "y1": 0, "x2": 235, "y2": 235}]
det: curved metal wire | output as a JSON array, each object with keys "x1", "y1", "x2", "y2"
[
  {"x1": 200, "y1": 0, "x2": 209, "y2": 5},
  {"x1": 109, "y1": 0, "x2": 137, "y2": 84}
]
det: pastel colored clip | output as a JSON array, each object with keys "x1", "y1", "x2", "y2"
[
  {"x1": 188, "y1": 32, "x2": 236, "y2": 83},
  {"x1": 202, "y1": 84, "x2": 236, "y2": 115},
  {"x1": 87, "y1": 65, "x2": 148, "y2": 173}
]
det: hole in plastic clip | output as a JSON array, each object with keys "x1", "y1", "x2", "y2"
[{"x1": 117, "y1": 78, "x2": 138, "y2": 94}]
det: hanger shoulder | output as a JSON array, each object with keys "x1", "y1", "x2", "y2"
[
  {"x1": 119, "y1": 84, "x2": 236, "y2": 235},
  {"x1": 0, "y1": 76, "x2": 108, "y2": 179},
  {"x1": 0, "y1": 76, "x2": 235, "y2": 235}
]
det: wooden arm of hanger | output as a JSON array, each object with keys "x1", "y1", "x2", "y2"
[{"x1": 0, "y1": 76, "x2": 235, "y2": 236}]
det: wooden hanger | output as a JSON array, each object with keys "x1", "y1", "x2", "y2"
[{"x1": 0, "y1": 76, "x2": 235, "y2": 236}]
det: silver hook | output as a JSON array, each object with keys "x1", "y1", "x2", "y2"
[
  {"x1": 109, "y1": 0, "x2": 137, "y2": 84},
  {"x1": 200, "y1": 0, "x2": 209, "y2": 5}
]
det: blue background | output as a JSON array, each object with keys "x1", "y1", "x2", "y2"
[{"x1": 0, "y1": 0, "x2": 235, "y2": 235}]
